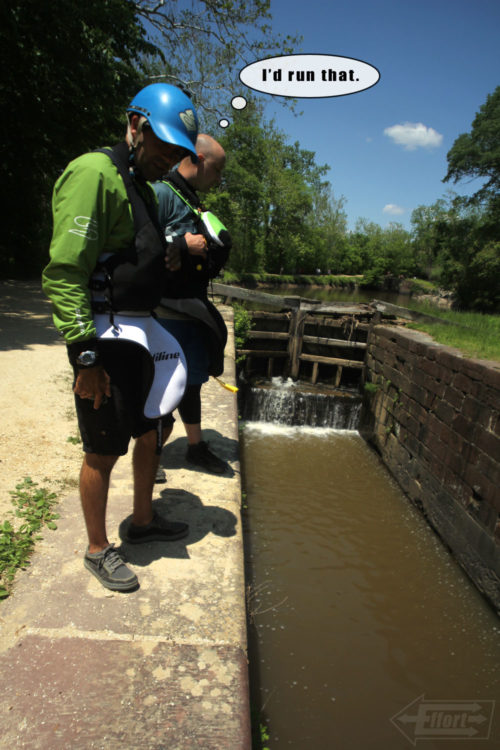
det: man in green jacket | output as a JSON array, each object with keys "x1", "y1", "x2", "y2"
[{"x1": 42, "y1": 83, "x2": 198, "y2": 592}]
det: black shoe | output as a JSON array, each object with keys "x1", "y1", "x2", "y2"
[
  {"x1": 84, "y1": 544, "x2": 138, "y2": 591},
  {"x1": 154, "y1": 467, "x2": 167, "y2": 484},
  {"x1": 124, "y1": 511, "x2": 189, "y2": 544},
  {"x1": 186, "y1": 441, "x2": 228, "y2": 474}
]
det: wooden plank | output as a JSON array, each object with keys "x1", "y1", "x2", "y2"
[
  {"x1": 247, "y1": 330, "x2": 289, "y2": 341},
  {"x1": 334, "y1": 366, "x2": 343, "y2": 387},
  {"x1": 371, "y1": 299, "x2": 454, "y2": 325},
  {"x1": 250, "y1": 311, "x2": 290, "y2": 320},
  {"x1": 301, "y1": 303, "x2": 374, "y2": 315},
  {"x1": 304, "y1": 316, "x2": 371, "y2": 332},
  {"x1": 212, "y1": 282, "x2": 374, "y2": 316},
  {"x1": 267, "y1": 358, "x2": 274, "y2": 378},
  {"x1": 311, "y1": 361, "x2": 319, "y2": 385},
  {"x1": 237, "y1": 349, "x2": 288, "y2": 358},
  {"x1": 302, "y1": 335, "x2": 366, "y2": 349},
  {"x1": 289, "y1": 309, "x2": 308, "y2": 380},
  {"x1": 211, "y1": 282, "x2": 302, "y2": 308},
  {"x1": 299, "y1": 353, "x2": 365, "y2": 368}
]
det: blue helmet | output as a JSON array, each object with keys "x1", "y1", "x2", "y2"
[{"x1": 127, "y1": 83, "x2": 198, "y2": 158}]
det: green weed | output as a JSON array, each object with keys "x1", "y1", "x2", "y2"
[{"x1": 0, "y1": 478, "x2": 59, "y2": 599}]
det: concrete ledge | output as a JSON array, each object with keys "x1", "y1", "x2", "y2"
[{"x1": 0, "y1": 307, "x2": 251, "y2": 750}]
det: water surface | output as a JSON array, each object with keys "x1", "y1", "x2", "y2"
[{"x1": 242, "y1": 424, "x2": 500, "y2": 749}]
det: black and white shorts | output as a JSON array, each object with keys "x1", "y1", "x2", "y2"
[{"x1": 72, "y1": 340, "x2": 174, "y2": 456}]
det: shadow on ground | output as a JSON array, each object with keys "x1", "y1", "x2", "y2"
[{"x1": 118, "y1": 493, "x2": 238, "y2": 564}]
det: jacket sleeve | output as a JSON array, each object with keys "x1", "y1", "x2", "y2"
[
  {"x1": 153, "y1": 179, "x2": 191, "y2": 263},
  {"x1": 42, "y1": 156, "x2": 122, "y2": 344}
]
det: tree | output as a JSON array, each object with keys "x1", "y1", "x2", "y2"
[
  {"x1": 1, "y1": 0, "x2": 301, "y2": 277},
  {"x1": 1, "y1": 0, "x2": 153, "y2": 275},
  {"x1": 441, "y1": 88, "x2": 500, "y2": 309},
  {"x1": 410, "y1": 197, "x2": 452, "y2": 278},
  {"x1": 204, "y1": 101, "x2": 269, "y2": 272},
  {"x1": 135, "y1": 0, "x2": 300, "y2": 125},
  {"x1": 444, "y1": 86, "x2": 500, "y2": 208},
  {"x1": 204, "y1": 102, "x2": 339, "y2": 275}
]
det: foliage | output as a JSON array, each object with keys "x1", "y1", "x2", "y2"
[
  {"x1": 2, "y1": 0, "x2": 301, "y2": 278},
  {"x1": 418, "y1": 194, "x2": 500, "y2": 311},
  {"x1": 0, "y1": 478, "x2": 59, "y2": 599},
  {"x1": 1, "y1": 0, "x2": 153, "y2": 277},
  {"x1": 444, "y1": 85, "x2": 500, "y2": 207},
  {"x1": 205, "y1": 102, "x2": 346, "y2": 275},
  {"x1": 233, "y1": 303, "x2": 253, "y2": 361},
  {"x1": 135, "y1": 0, "x2": 301, "y2": 127}
]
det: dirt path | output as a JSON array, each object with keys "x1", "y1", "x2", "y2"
[{"x1": 0, "y1": 280, "x2": 82, "y2": 520}]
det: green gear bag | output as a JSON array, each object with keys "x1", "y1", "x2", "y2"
[{"x1": 163, "y1": 181, "x2": 228, "y2": 246}]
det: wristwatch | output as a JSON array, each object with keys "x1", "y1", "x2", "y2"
[{"x1": 76, "y1": 350, "x2": 99, "y2": 368}]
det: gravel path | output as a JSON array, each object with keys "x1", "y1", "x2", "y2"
[{"x1": 0, "y1": 281, "x2": 82, "y2": 520}]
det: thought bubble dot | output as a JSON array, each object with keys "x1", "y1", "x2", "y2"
[
  {"x1": 219, "y1": 118, "x2": 230, "y2": 128},
  {"x1": 231, "y1": 96, "x2": 247, "y2": 110}
]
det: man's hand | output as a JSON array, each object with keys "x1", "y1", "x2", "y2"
[
  {"x1": 74, "y1": 366, "x2": 111, "y2": 410},
  {"x1": 184, "y1": 232, "x2": 208, "y2": 258},
  {"x1": 165, "y1": 233, "x2": 207, "y2": 271}
]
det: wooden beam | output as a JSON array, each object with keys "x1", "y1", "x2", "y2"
[
  {"x1": 211, "y1": 282, "x2": 375, "y2": 316},
  {"x1": 237, "y1": 349, "x2": 288, "y2": 358},
  {"x1": 302, "y1": 335, "x2": 367, "y2": 349},
  {"x1": 251, "y1": 311, "x2": 290, "y2": 320},
  {"x1": 371, "y1": 299, "x2": 454, "y2": 325},
  {"x1": 299, "y1": 353, "x2": 365, "y2": 368},
  {"x1": 304, "y1": 316, "x2": 371, "y2": 331},
  {"x1": 247, "y1": 330, "x2": 289, "y2": 341},
  {"x1": 288, "y1": 309, "x2": 308, "y2": 379},
  {"x1": 211, "y1": 282, "x2": 303, "y2": 308}
]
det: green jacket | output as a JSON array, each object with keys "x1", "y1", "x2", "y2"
[{"x1": 42, "y1": 149, "x2": 157, "y2": 344}]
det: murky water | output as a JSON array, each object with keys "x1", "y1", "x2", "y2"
[{"x1": 242, "y1": 424, "x2": 500, "y2": 749}]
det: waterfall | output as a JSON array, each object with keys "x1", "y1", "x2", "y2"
[{"x1": 240, "y1": 378, "x2": 362, "y2": 430}]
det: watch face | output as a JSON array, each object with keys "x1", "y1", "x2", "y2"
[{"x1": 77, "y1": 350, "x2": 97, "y2": 366}]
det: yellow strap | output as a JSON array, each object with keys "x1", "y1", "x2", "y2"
[{"x1": 213, "y1": 376, "x2": 238, "y2": 393}]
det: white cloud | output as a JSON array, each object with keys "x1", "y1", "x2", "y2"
[
  {"x1": 383, "y1": 204, "x2": 405, "y2": 215},
  {"x1": 384, "y1": 122, "x2": 443, "y2": 150}
]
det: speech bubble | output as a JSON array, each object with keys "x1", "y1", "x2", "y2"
[{"x1": 239, "y1": 53, "x2": 380, "y2": 98}]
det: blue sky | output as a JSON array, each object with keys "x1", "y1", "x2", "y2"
[{"x1": 230, "y1": 0, "x2": 500, "y2": 231}]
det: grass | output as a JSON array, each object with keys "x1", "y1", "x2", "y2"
[
  {"x1": 405, "y1": 303, "x2": 500, "y2": 361},
  {"x1": 0, "y1": 477, "x2": 59, "y2": 599}
]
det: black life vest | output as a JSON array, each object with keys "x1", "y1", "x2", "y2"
[{"x1": 90, "y1": 142, "x2": 167, "y2": 312}]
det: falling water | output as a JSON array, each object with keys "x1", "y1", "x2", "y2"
[{"x1": 240, "y1": 377, "x2": 362, "y2": 430}]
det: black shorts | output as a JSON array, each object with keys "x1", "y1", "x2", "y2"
[{"x1": 72, "y1": 340, "x2": 174, "y2": 456}]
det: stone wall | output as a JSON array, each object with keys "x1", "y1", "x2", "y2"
[{"x1": 360, "y1": 324, "x2": 500, "y2": 613}]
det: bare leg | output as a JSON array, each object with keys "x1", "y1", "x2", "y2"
[
  {"x1": 184, "y1": 422, "x2": 202, "y2": 446},
  {"x1": 80, "y1": 453, "x2": 119, "y2": 553},
  {"x1": 132, "y1": 423, "x2": 173, "y2": 526}
]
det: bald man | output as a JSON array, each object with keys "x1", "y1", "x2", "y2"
[{"x1": 153, "y1": 135, "x2": 231, "y2": 477}]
